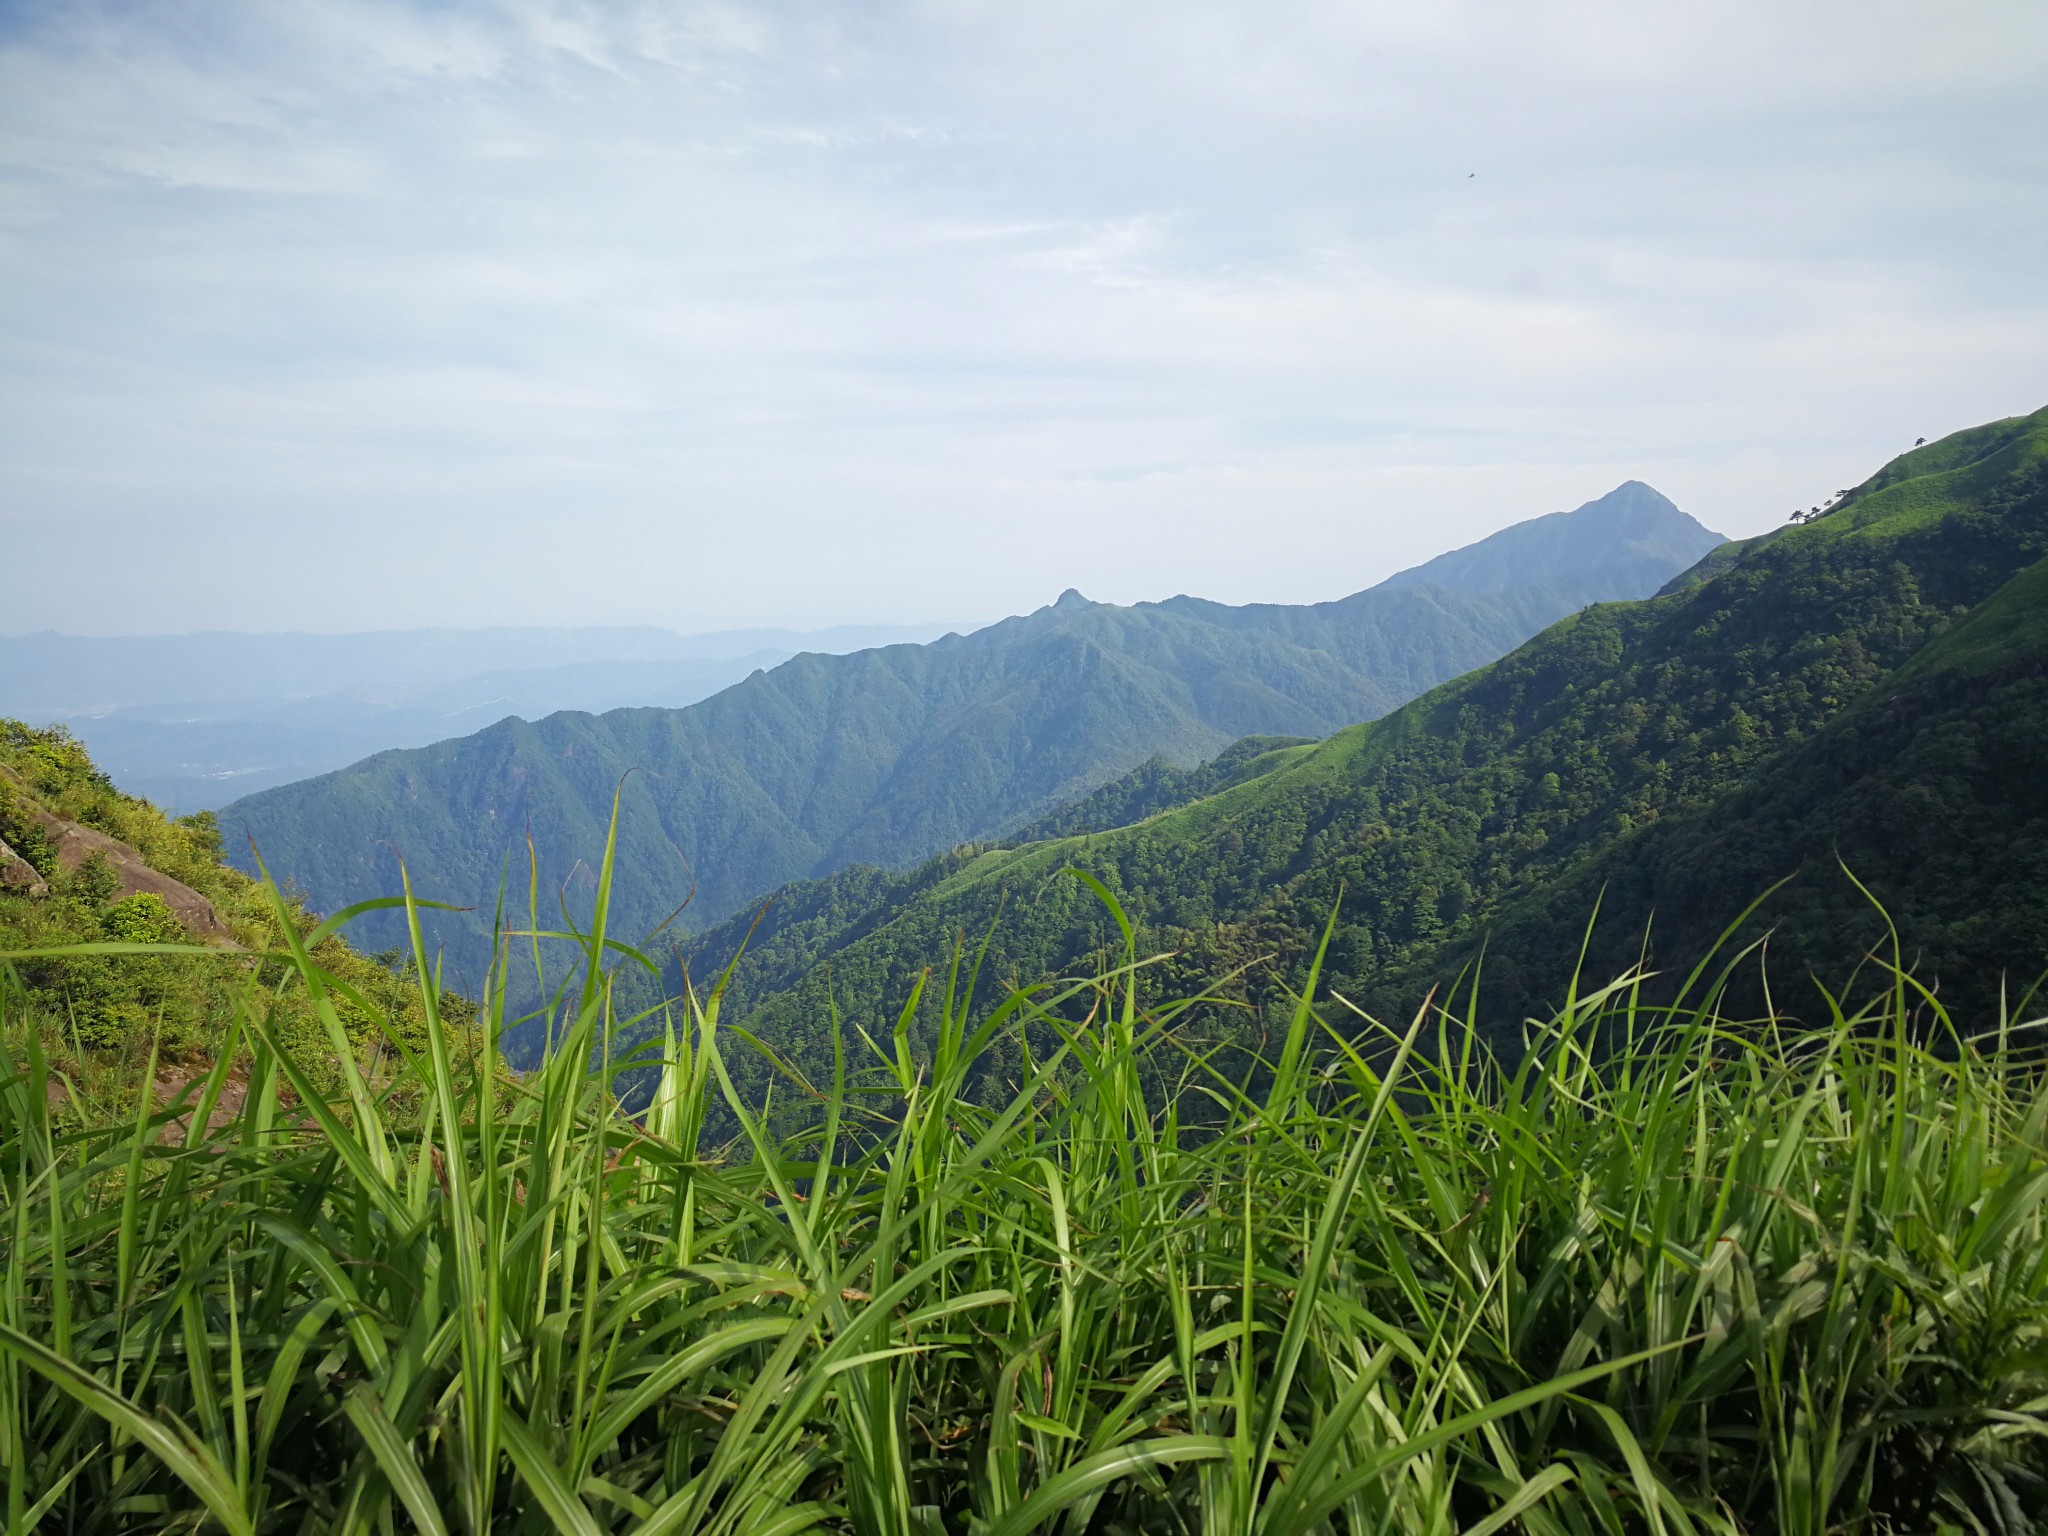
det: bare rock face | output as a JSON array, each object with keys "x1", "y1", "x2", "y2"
[
  {"x1": 0, "y1": 759, "x2": 238, "y2": 942},
  {"x1": 25, "y1": 808, "x2": 237, "y2": 944},
  {"x1": 0, "y1": 834, "x2": 49, "y2": 897}
]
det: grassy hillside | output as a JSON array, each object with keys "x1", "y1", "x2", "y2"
[
  {"x1": 2, "y1": 450, "x2": 2042, "y2": 1532},
  {"x1": 688, "y1": 407, "x2": 2048, "y2": 1057},
  {"x1": 0, "y1": 720, "x2": 466, "y2": 1107},
  {"x1": 222, "y1": 485, "x2": 1721, "y2": 996},
  {"x1": 667, "y1": 735, "x2": 1317, "y2": 1039}
]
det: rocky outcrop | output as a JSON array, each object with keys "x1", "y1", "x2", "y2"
[
  {"x1": 0, "y1": 761, "x2": 237, "y2": 942},
  {"x1": 0, "y1": 765, "x2": 235, "y2": 946},
  {"x1": 28, "y1": 810, "x2": 238, "y2": 942},
  {"x1": 0, "y1": 834, "x2": 49, "y2": 897}
]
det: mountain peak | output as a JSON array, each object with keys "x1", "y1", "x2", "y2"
[
  {"x1": 1580, "y1": 480, "x2": 1682, "y2": 521},
  {"x1": 1373, "y1": 483, "x2": 1724, "y2": 601},
  {"x1": 1052, "y1": 588, "x2": 1090, "y2": 610}
]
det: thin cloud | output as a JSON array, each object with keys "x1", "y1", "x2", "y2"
[{"x1": 0, "y1": 0, "x2": 2042, "y2": 633}]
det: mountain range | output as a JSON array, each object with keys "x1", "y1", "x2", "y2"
[
  {"x1": 679, "y1": 407, "x2": 2048, "y2": 1068},
  {"x1": 219, "y1": 481, "x2": 1724, "y2": 990}
]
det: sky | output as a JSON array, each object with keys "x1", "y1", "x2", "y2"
[{"x1": 2, "y1": 0, "x2": 2044, "y2": 635}]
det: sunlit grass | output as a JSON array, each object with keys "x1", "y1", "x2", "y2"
[{"x1": 3, "y1": 813, "x2": 2045, "y2": 1533}]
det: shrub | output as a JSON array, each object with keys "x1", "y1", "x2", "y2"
[
  {"x1": 102, "y1": 891, "x2": 187, "y2": 945},
  {"x1": 2, "y1": 819, "x2": 57, "y2": 879},
  {"x1": 176, "y1": 808, "x2": 225, "y2": 863},
  {"x1": 62, "y1": 849, "x2": 120, "y2": 909},
  {"x1": 0, "y1": 787, "x2": 59, "y2": 878}
]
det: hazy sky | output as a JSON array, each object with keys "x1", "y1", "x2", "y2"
[{"x1": 3, "y1": 0, "x2": 2044, "y2": 634}]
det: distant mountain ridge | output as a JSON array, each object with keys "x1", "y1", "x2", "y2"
[
  {"x1": 0, "y1": 622, "x2": 962, "y2": 713},
  {"x1": 220, "y1": 484, "x2": 1724, "y2": 987},
  {"x1": 1, "y1": 621, "x2": 961, "y2": 810}
]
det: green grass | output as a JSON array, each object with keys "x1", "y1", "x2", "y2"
[
  {"x1": 1821, "y1": 406, "x2": 2048, "y2": 539},
  {"x1": 4, "y1": 819, "x2": 2047, "y2": 1533}
]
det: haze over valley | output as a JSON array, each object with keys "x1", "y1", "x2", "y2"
[{"x1": 0, "y1": 621, "x2": 962, "y2": 809}]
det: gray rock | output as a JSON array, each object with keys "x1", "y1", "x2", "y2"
[
  {"x1": 26, "y1": 810, "x2": 237, "y2": 942},
  {"x1": 0, "y1": 763, "x2": 235, "y2": 941},
  {"x1": 0, "y1": 834, "x2": 49, "y2": 897}
]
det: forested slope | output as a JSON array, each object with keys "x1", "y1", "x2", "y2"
[
  {"x1": 1453, "y1": 547, "x2": 2048, "y2": 1016},
  {"x1": 688, "y1": 406, "x2": 2048, "y2": 1056},
  {"x1": 223, "y1": 483, "x2": 1718, "y2": 989}
]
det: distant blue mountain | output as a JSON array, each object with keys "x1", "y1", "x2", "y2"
[{"x1": 1377, "y1": 480, "x2": 1707, "y2": 599}]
